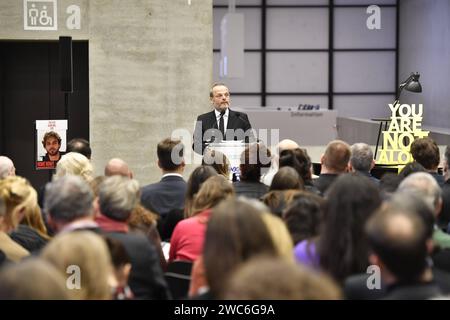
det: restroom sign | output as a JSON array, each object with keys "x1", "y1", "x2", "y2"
[{"x1": 23, "y1": 0, "x2": 58, "y2": 31}]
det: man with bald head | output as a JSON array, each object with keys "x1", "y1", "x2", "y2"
[
  {"x1": 261, "y1": 139, "x2": 300, "y2": 186},
  {"x1": 366, "y1": 205, "x2": 441, "y2": 299},
  {"x1": 0, "y1": 156, "x2": 16, "y2": 179},
  {"x1": 104, "y1": 158, "x2": 133, "y2": 179},
  {"x1": 313, "y1": 140, "x2": 351, "y2": 195}
]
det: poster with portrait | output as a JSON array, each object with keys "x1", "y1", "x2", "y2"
[{"x1": 36, "y1": 120, "x2": 68, "y2": 170}]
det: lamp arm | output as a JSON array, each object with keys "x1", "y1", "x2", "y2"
[{"x1": 395, "y1": 74, "x2": 414, "y2": 101}]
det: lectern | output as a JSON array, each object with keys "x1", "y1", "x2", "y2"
[{"x1": 205, "y1": 140, "x2": 246, "y2": 180}]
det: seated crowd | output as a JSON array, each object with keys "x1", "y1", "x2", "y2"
[{"x1": 0, "y1": 136, "x2": 450, "y2": 300}]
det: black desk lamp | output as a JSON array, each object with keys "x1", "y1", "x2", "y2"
[
  {"x1": 394, "y1": 72, "x2": 422, "y2": 105},
  {"x1": 374, "y1": 72, "x2": 423, "y2": 159}
]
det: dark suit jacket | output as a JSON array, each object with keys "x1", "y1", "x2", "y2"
[
  {"x1": 193, "y1": 109, "x2": 253, "y2": 154},
  {"x1": 106, "y1": 231, "x2": 171, "y2": 300},
  {"x1": 313, "y1": 173, "x2": 339, "y2": 196},
  {"x1": 141, "y1": 176, "x2": 187, "y2": 219},
  {"x1": 233, "y1": 181, "x2": 268, "y2": 200},
  {"x1": 344, "y1": 267, "x2": 450, "y2": 300},
  {"x1": 141, "y1": 175, "x2": 187, "y2": 236}
]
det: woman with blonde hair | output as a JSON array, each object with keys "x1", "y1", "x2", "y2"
[
  {"x1": 41, "y1": 231, "x2": 113, "y2": 300},
  {"x1": 261, "y1": 212, "x2": 295, "y2": 262},
  {"x1": 54, "y1": 152, "x2": 93, "y2": 182},
  {"x1": 0, "y1": 176, "x2": 50, "y2": 253},
  {"x1": 169, "y1": 175, "x2": 234, "y2": 263}
]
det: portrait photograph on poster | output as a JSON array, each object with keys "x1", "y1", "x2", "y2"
[{"x1": 35, "y1": 120, "x2": 68, "y2": 170}]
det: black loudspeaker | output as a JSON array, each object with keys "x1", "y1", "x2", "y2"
[{"x1": 59, "y1": 36, "x2": 73, "y2": 92}]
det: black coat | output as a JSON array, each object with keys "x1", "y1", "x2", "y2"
[{"x1": 105, "y1": 231, "x2": 171, "y2": 300}]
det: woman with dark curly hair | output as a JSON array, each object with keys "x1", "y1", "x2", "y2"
[{"x1": 294, "y1": 174, "x2": 382, "y2": 284}]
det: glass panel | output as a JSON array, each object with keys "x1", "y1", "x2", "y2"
[
  {"x1": 213, "y1": 8, "x2": 261, "y2": 50},
  {"x1": 333, "y1": 95, "x2": 395, "y2": 119},
  {"x1": 334, "y1": 0, "x2": 396, "y2": 5},
  {"x1": 213, "y1": 0, "x2": 262, "y2": 5},
  {"x1": 267, "y1": 52, "x2": 329, "y2": 93},
  {"x1": 213, "y1": 52, "x2": 261, "y2": 93},
  {"x1": 334, "y1": 7, "x2": 396, "y2": 49},
  {"x1": 267, "y1": 8, "x2": 329, "y2": 49},
  {"x1": 229, "y1": 96, "x2": 262, "y2": 108},
  {"x1": 267, "y1": 0, "x2": 328, "y2": 4},
  {"x1": 334, "y1": 52, "x2": 395, "y2": 93}
]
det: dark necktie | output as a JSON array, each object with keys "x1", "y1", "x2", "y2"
[{"x1": 219, "y1": 110, "x2": 225, "y2": 140}]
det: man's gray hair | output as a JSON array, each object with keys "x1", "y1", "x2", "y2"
[
  {"x1": 398, "y1": 172, "x2": 442, "y2": 213},
  {"x1": 44, "y1": 175, "x2": 94, "y2": 222},
  {"x1": 98, "y1": 176, "x2": 140, "y2": 222},
  {"x1": 350, "y1": 143, "x2": 374, "y2": 172},
  {"x1": 0, "y1": 156, "x2": 15, "y2": 179}
]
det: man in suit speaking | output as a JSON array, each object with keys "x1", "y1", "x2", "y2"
[{"x1": 193, "y1": 83, "x2": 254, "y2": 154}]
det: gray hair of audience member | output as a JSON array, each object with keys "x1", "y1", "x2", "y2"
[
  {"x1": 0, "y1": 258, "x2": 69, "y2": 300},
  {"x1": 389, "y1": 190, "x2": 435, "y2": 238},
  {"x1": 350, "y1": 143, "x2": 374, "y2": 172},
  {"x1": 445, "y1": 146, "x2": 450, "y2": 165},
  {"x1": 0, "y1": 156, "x2": 15, "y2": 179},
  {"x1": 44, "y1": 175, "x2": 94, "y2": 223},
  {"x1": 98, "y1": 175, "x2": 140, "y2": 222},
  {"x1": 397, "y1": 172, "x2": 442, "y2": 214}
]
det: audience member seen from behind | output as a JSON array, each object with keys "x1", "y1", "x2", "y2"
[
  {"x1": 1, "y1": 176, "x2": 50, "y2": 253},
  {"x1": 234, "y1": 143, "x2": 271, "y2": 199},
  {"x1": 349, "y1": 143, "x2": 379, "y2": 184},
  {"x1": 269, "y1": 166, "x2": 303, "y2": 192},
  {"x1": 398, "y1": 161, "x2": 426, "y2": 180},
  {"x1": 0, "y1": 156, "x2": 16, "y2": 179},
  {"x1": 261, "y1": 189, "x2": 303, "y2": 218},
  {"x1": 261, "y1": 139, "x2": 300, "y2": 187},
  {"x1": 103, "y1": 236, "x2": 134, "y2": 300},
  {"x1": 44, "y1": 175, "x2": 98, "y2": 234},
  {"x1": 66, "y1": 138, "x2": 92, "y2": 160},
  {"x1": 366, "y1": 205, "x2": 442, "y2": 299},
  {"x1": 41, "y1": 231, "x2": 113, "y2": 300},
  {"x1": 54, "y1": 152, "x2": 94, "y2": 183},
  {"x1": 0, "y1": 182, "x2": 30, "y2": 262},
  {"x1": 202, "y1": 149, "x2": 230, "y2": 180},
  {"x1": 379, "y1": 173, "x2": 401, "y2": 200},
  {"x1": 283, "y1": 191, "x2": 324, "y2": 246},
  {"x1": 397, "y1": 172, "x2": 450, "y2": 250},
  {"x1": 261, "y1": 212, "x2": 295, "y2": 262},
  {"x1": 189, "y1": 198, "x2": 278, "y2": 299},
  {"x1": 295, "y1": 174, "x2": 382, "y2": 284},
  {"x1": 141, "y1": 138, "x2": 187, "y2": 235},
  {"x1": 184, "y1": 166, "x2": 218, "y2": 218},
  {"x1": 96, "y1": 175, "x2": 170, "y2": 300},
  {"x1": 169, "y1": 175, "x2": 234, "y2": 263},
  {"x1": 410, "y1": 137, "x2": 445, "y2": 186},
  {"x1": 128, "y1": 204, "x2": 167, "y2": 272},
  {"x1": 104, "y1": 158, "x2": 133, "y2": 179},
  {"x1": 0, "y1": 258, "x2": 70, "y2": 300},
  {"x1": 279, "y1": 148, "x2": 319, "y2": 194},
  {"x1": 224, "y1": 256, "x2": 341, "y2": 300},
  {"x1": 313, "y1": 140, "x2": 351, "y2": 195}
]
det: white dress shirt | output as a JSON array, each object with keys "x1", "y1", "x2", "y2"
[{"x1": 215, "y1": 108, "x2": 229, "y2": 132}]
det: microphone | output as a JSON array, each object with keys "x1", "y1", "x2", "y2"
[{"x1": 235, "y1": 112, "x2": 257, "y2": 143}]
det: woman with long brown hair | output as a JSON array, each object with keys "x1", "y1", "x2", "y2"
[{"x1": 169, "y1": 175, "x2": 234, "y2": 263}]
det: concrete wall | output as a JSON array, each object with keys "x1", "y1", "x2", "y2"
[
  {"x1": 0, "y1": 0, "x2": 212, "y2": 185},
  {"x1": 399, "y1": 0, "x2": 450, "y2": 129}
]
